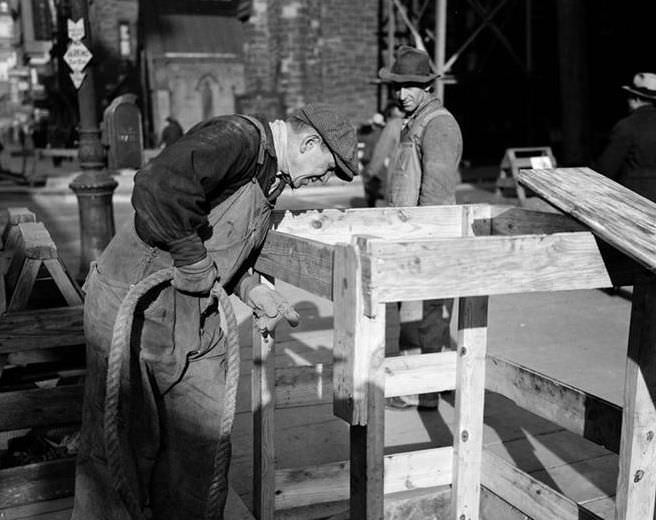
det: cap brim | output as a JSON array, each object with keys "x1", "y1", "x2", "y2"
[
  {"x1": 378, "y1": 67, "x2": 440, "y2": 84},
  {"x1": 622, "y1": 85, "x2": 656, "y2": 100},
  {"x1": 334, "y1": 154, "x2": 355, "y2": 181}
]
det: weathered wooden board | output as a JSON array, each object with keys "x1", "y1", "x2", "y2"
[
  {"x1": 487, "y1": 207, "x2": 588, "y2": 236},
  {"x1": 384, "y1": 351, "x2": 456, "y2": 397},
  {"x1": 18, "y1": 223, "x2": 57, "y2": 260},
  {"x1": 518, "y1": 167, "x2": 656, "y2": 272},
  {"x1": 481, "y1": 451, "x2": 604, "y2": 520},
  {"x1": 0, "y1": 458, "x2": 76, "y2": 509},
  {"x1": 274, "y1": 206, "x2": 469, "y2": 244},
  {"x1": 0, "y1": 385, "x2": 83, "y2": 431},
  {"x1": 0, "y1": 306, "x2": 84, "y2": 353},
  {"x1": 274, "y1": 447, "x2": 453, "y2": 511},
  {"x1": 486, "y1": 355, "x2": 622, "y2": 454},
  {"x1": 615, "y1": 282, "x2": 656, "y2": 520},
  {"x1": 255, "y1": 232, "x2": 334, "y2": 300},
  {"x1": 359, "y1": 232, "x2": 627, "y2": 312}
]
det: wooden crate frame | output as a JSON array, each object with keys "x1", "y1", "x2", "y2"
[{"x1": 252, "y1": 194, "x2": 655, "y2": 520}]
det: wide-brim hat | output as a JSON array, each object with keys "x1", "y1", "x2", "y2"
[
  {"x1": 378, "y1": 45, "x2": 440, "y2": 84},
  {"x1": 622, "y1": 72, "x2": 656, "y2": 100},
  {"x1": 290, "y1": 103, "x2": 358, "y2": 181}
]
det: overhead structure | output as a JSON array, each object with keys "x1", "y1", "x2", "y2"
[{"x1": 379, "y1": 0, "x2": 535, "y2": 102}]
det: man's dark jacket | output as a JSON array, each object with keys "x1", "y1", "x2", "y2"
[
  {"x1": 596, "y1": 104, "x2": 656, "y2": 201},
  {"x1": 133, "y1": 115, "x2": 279, "y2": 267}
]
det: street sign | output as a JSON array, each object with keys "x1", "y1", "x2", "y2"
[
  {"x1": 67, "y1": 19, "x2": 85, "y2": 42},
  {"x1": 63, "y1": 41, "x2": 92, "y2": 72},
  {"x1": 70, "y1": 71, "x2": 86, "y2": 89}
]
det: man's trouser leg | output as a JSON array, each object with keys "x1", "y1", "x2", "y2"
[{"x1": 398, "y1": 298, "x2": 454, "y2": 408}]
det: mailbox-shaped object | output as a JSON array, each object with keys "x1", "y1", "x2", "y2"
[{"x1": 102, "y1": 94, "x2": 143, "y2": 169}]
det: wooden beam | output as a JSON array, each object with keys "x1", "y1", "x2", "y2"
[
  {"x1": 0, "y1": 385, "x2": 83, "y2": 431},
  {"x1": 43, "y1": 258, "x2": 83, "y2": 306},
  {"x1": 274, "y1": 447, "x2": 453, "y2": 511},
  {"x1": 0, "y1": 306, "x2": 84, "y2": 354},
  {"x1": 486, "y1": 355, "x2": 622, "y2": 453},
  {"x1": 252, "y1": 278, "x2": 276, "y2": 520},
  {"x1": 486, "y1": 207, "x2": 587, "y2": 236},
  {"x1": 384, "y1": 351, "x2": 456, "y2": 397},
  {"x1": 358, "y1": 231, "x2": 636, "y2": 312},
  {"x1": 517, "y1": 167, "x2": 656, "y2": 273},
  {"x1": 0, "y1": 458, "x2": 76, "y2": 508},
  {"x1": 616, "y1": 281, "x2": 656, "y2": 519},
  {"x1": 481, "y1": 451, "x2": 604, "y2": 520},
  {"x1": 255, "y1": 232, "x2": 334, "y2": 300},
  {"x1": 452, "y1": 295, "x2": 489, "y2": 520},
  {"x1": 18, "y1": 222, "x2": 58, "y2": 260},
  {"x1": 7, "y1": 258, "x2": 41, "y2": 311}
]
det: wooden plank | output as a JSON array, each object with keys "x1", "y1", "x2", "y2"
[
  {"x1": 0, "y1": 497, "x2": 73, "y2": 520},
  {"x1": 517, "y1": 167, "x2": 656, "y2": 272},
  {"x1": 487, "y1": 207, "x2": 587, "y2": 236},
  {"x1": 17, "y1": 223, "x2": 57, "y2": 260},
  {"x1": 0, "y1": 458, "x2": 76, "y2": 508},
  {"x1": 5, "y1": 246, "x2": 25, "y2": 298},
  {"x1": 0, "y1": 385, "x2": 83, "y2": 431},
  {"x1": 481, "y1": 451, "x2": 604, "y2": 520},
  {"x1": 7, "y1": 259, "x2": 41, "y2": 312},
  {"x1": 43, "y1": 258, "x2": 83, "y2": 306},
  {"x1": 255, "y1": 232, "x2": 334, "y2": 300},
  {"x1": 251, "y1": 276, "x2": 276, "y2": 520},
  {"x1": 332, "y1": 241, "x2": 387, "y2": 519},
  {"x1": 451, "y1": 295, "x2": 488, "y2": 520},
  {"x1": 274, "y1": 205, "x2": 467, "y2": 244},
  {"x1": 6, "y1": 208, "x2": 36, "y2": 226},
  {"x1": 486, "y1": 354, "x2": 622, "y2": 453},
  {"x1": 615, "y1": 281, "x2": 656, "y2": 520},
  {"x1": 359, "y1": 232, "x2": 634, "y2": 310},
  {"x1": 332, "y1": 242, "x2": 386, "y2": 425},
  {"x1": 274, "y1": 447, "x2": 453, "y2": 511},
  {"x1": 0, "y1": 306, "x2": 84, "y2": 353},
  {"x1": 384, "y1": 351, "x2": 456, "y2": 397}
]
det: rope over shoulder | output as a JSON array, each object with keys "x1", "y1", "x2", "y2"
[{"x1": 104, "y1": 268, "x2": 241, "y2": 520}]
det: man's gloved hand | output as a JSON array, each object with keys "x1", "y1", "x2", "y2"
[
  {"x1": 171, "y1": 256, "x2": 218, "y2": 294},
  {"x1": 247, "y1": 284, "x2": 300, "y2": 334}
]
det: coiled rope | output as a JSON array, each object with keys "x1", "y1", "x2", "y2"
[{"x1": 104, "y1": 268, "x2": 241, "y2": 520}]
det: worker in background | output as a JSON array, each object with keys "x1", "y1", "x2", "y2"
[
  {"x1": 596, "y1": 72, "x2": 656, "y2": 202},
  {"x1": 379, "y1": 45, "x2": 462, "y2": 410},
  {"x1": 365, "y1": 101, "x2": 405, "y2": 206},
  {"x1": 72, "y1": 103, "x2": 358, "y2": 520},
  {"x1": 159, "y1": 116, "x2": 184, "y2": 148}
]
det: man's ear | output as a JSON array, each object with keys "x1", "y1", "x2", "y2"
[{"x1": 300, "y1": 134, "x2": 321, "y2": 153}]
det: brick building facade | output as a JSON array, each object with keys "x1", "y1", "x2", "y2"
[
  {"x1": 85, "y1": 0, "x2": 380, "y2": 143},
  {"x1": 242, "y1": 0, "x2": 379, "y2": 123}
]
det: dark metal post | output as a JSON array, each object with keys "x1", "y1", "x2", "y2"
[{"x1": 68, "y1": 0, "x2": 118, "y2": 280}]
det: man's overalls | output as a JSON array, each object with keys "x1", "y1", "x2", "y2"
[{"x1": 72, "y1": 117, "x2": 274, "y2": 520}]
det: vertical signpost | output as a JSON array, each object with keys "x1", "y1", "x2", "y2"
[{"x1": 67, "y1": 0, "x2": 118, "y2": 280}]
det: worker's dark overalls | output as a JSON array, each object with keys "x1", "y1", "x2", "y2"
[{"x1": 72, "y1": 118, "x2": 273, "y2": 520}]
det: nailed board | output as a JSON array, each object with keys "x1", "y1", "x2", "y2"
[{"x1": 517, "y1": 167, "x2": 656, "y2": 272}]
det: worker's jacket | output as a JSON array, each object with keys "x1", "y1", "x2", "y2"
[
  {"x1": 596, "y1": 104, "x2": 656, "y2": 202},
  {"x1": 387, "y1": 95, "x2": 462, "y2": 207}
]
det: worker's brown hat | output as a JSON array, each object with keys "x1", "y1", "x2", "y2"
[
  {"x1": 622, "y1": 73, "x2": 656, "y2": 100},
  {"x1": 290, "y1": 103, "x2": 358, "y2": 181},
  {"x1": 378, "y1": 46, "x2": 440, "y2": 84}
]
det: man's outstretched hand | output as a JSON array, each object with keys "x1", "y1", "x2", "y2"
[{"x1": 247, "y1": 284, "x2": 300, "y2": 334}]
